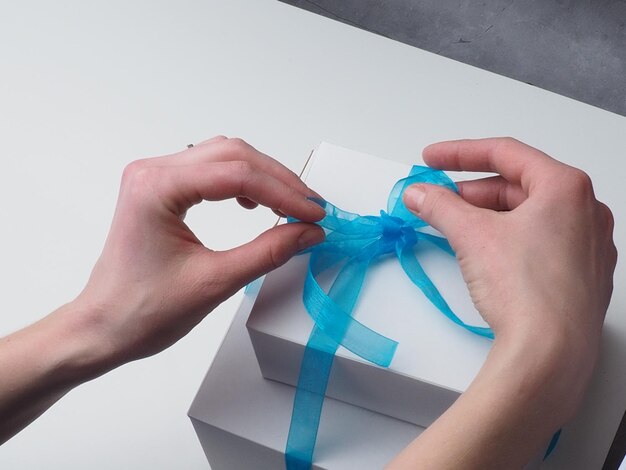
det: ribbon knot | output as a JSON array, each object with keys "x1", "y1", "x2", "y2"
[
  {"x1": 284, "y1": 165, "x2": 494, "y2": 470},
  {"x1": 380, "y1": 210, "x2": 417, "y2": 249}
]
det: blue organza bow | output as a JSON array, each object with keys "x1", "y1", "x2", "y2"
[{"x1": 284, "y1": 165, "x2": 494, "y2": 469}]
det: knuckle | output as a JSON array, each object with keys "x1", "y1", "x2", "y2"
[
  {"x1": 225, "y1": 137, "x2": 250, "y2": 154},
  {"x1": 423, "y1": 188, "x2": 446, "y2": 218},
  {"x1": 495, "y1": 136, "x2": 520, "y2": 153},
  {"x1": 270, "y1": 235, "x2": 295, "y2": 269},
  {"x1": 497, "y1": 182, "x2": 509, "y2": 211},
  {"x1": 285, "y1": 166, "x2": 301, "y2": 181},
  {"x1": 122, "y1": 159, "x2": 146, "y2": 181},
  {"x1": 121, "y1": 159, "x2": 156, "y2": 188},
  {"x1": 268, "y1": 242, "x2": 283, "y2": 270},
  {"x1": 564, "y1": 168, "x2": 594, "y2": 196},
  {"x1": 500, "y1": 136, "x2": 520, "y2": 146},
  {"x1": 230, "y1": 160, "x2": 256, "y2": 193},
  {"x1": 603, "y1": 204, "x2": 615, "y2": 232},
  {"x1": 596, "y1": 201, "x2": 615, "y2": 234},
  {"x1": 199, "y1": 135, "x2": 229, "y2": 146},
  {"x1": 120, "y1": 161, "x2": 160, "y2": 204}
]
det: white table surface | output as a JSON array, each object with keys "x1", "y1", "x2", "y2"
[{"x1": 0, "y1": 1, "x2": 625, "y2": 468}]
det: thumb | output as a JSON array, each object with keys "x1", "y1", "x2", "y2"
[
  {"x1": 212, "y1": 222, "x2": 325, "y2": 292},
  {"x1": 403, "y1": 183, "x2": 482, "y2": 243}
]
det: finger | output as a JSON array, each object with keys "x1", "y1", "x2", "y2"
[
  {"x1": 422, "y1": 138, "x2": 562, "y2": 192},
  {"x1": 162, "y1": 160, "x2": 327, "y2": 222},
  {"x1": 597, "y1": 201, "x2": 615, "y2": 235},
  {"x1": 196, "y1": 135, "x2": 228, "y2": 146},
  {"x1": 456, "y1": 176, "x2": 527, "y2": 211},
  {"x1": 136, "y1": 137, "x2": 323, "y2": 203},
  {"x1": 237, "y1": 196, "x2": 259, "y2": 210},
  {"x1": 273, "y1": 209, "x2": 287, "y2": 218},
  {"x1": 128, "y1": 136, "x2": 229, "y2": 168},
  {"x1": 403, "y1": 183, "x2": 486, "y2": 245},
  {"x1": 211, "y1": 222, "x2": 325, "y2": 293},
  {"x1": 185, "y1": 138, "x2": 321, "y2": 199}
]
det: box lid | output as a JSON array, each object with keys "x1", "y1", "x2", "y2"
[{"x1": 248, "y1": 142, "x2": 492, "y2": 393}]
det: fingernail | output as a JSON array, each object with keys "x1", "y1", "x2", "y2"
[
  {"x1": 306, "y1": 197, "x2": 328, "y2": 219},
  {"x1": 403, "y1": 185, "x2": 426, "y2": 213},
  {"x1": 297, "y1": 227, "x2": 325, "y2": 250},
  {"x1": 307, "y1": 196, "x2": 326, "y2": 208}
]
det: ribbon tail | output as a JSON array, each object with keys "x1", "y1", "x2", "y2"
[
  {"x1": 285, "y1": 328, "x2": 338, "y2": 470},
  {"x1": 398, "y1": 244, "x2": 494, "y2": 339},
  {"x1": 285, "y1": 252, "x2": 372, "y2": 469},
  {"x1": 286, "y1": 246, "x2": 399, "y2": 469},
  {"x1": 303, "y1": 250, "x2": 398, "y2": 365},
  {"x1": 417, "y1": 232, "x2": 455, "y2": 256}
]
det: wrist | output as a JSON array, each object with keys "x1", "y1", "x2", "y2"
[
  {"x1": 484, "y1": 319, "x2": 595, "y2": 428},
  {"x1": 0, "y1": 300, "x2": 118, "y2": 444},
  {"x1": 45, "y1": 299, "x2": 119, "y2": 387},
  {"x1": 387, "y1": 315, "x2": 588, "y2": 469}
]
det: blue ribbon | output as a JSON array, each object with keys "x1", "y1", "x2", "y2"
[
  {"x1": 284, "y1": 165, "x2": 492, "y2": 469},
  {"x1": 283, "y1": 165, "x2": 557, "y2": 468}
]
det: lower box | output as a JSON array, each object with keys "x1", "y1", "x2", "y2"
[
  {"x1": 189, "y1": 289, "x2": 543, "y2": 469},
  {"x1": 189, "y1": 291, "x2": 423, "y2": 469}
]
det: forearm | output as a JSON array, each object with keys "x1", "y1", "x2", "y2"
[
  {"x1": 387, "y1": 326, "x2": 587, "y2": 469},
  {"x1": 0, "y1": 138, "x2": 327, "y2": 445},
  {"x1": 0, "y1": 301, "x2": 107, "y2": 444}
]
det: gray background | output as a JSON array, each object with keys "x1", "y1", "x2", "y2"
[{"x1": 281, "y1": 0, "x2": 626, "y2": 116}]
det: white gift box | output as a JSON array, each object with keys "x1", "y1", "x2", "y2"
[
  {"x1": 188, "y1": 288, "x2": 424, "y2": 469},
  {"x1": 246, "y1": 142, "x2": 493, "y2": 428},
  {"x1": 189, "y1": 284, "x2": 543, "y2": 469}
]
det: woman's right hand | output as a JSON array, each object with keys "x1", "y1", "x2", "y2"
[{"x1": 390, "y1": 137, "x2": 616, "y2": 469}]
